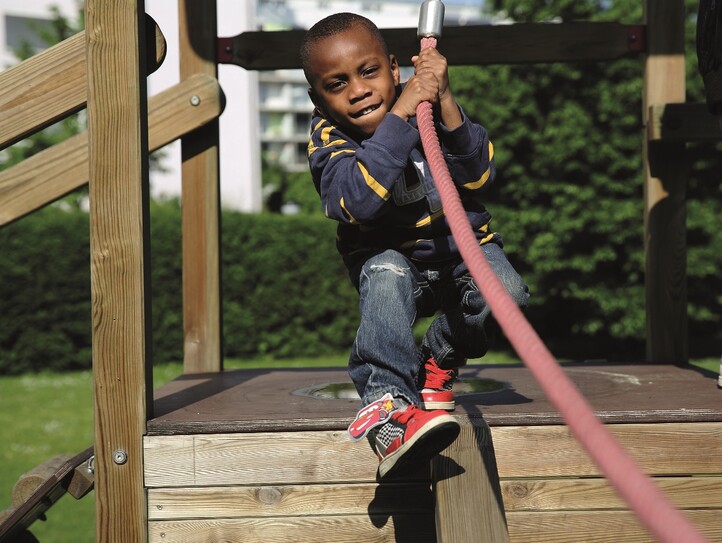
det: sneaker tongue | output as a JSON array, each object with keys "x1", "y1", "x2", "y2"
[{"x1": 347, "y1": 393, "x2": 399, "y2": 442}]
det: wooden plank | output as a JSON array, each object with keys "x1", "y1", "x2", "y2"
[
  {"x1": 219, "y1": 22, "x2": 644, "y2": 70},
  {"x1": 491, "y1": 422, "x2": 722, "y2": 478},
  {"x1": 433, "y1": 417, "x2": 509, "y2": 542},
  {"x1": 147, "y1": 364, "x2": 722, "y2": 436},
  {"x1": 86, "y1": 1, "x2": 151, "y2": 541},
  {"x1": 505, "y1": 510, "x2": 722, "y2": 543},
  {"x1": 147, "y1": 482, "x2": 432, "y2": 520},
  {"x1": 148, "y1": 515, "x2": 436, "y2": 543},
  {"x1": 642, "y1": 1, "x2": 688, "y2": 363},
  {"x1": 0, "y1": 19, "x2": 166, "y2": 150},
  {"x1": 11, "y1": 455, "x2": 72, "y2": 507},
  {"x1": 0, "y1": 74, "x2": 222, "y2": 227},
  {"x1": 649, "y1": 102, "x2": 722, "y2": 142},
  {"x1": 144, "y1": 431, "x2": 390, "y2": 487},
  {"x1": 178, "y1": 1, "x2": 222, "y2": 375},
  {"x1": 501, "y1": 476, "x2": 722, "y2": 511},
  {"x1": 0, "y1": 447, "x2": 92, "y2": 541},
  {"x1": 0, "y1": 32, "x2": 85, "y2": 150}
]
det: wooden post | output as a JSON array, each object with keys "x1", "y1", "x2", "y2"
[
  {"x1": 642, "y1": 1, "x2": 688, "y2": 363},
  {"x1": 178, "y1": 1, "x2": 223, "y2": 374},
  {"x1": 86, "y1": 0, "x2": 152, "y2": 541},
  {"x1": 432, "y1": 417, "x2": 510, "y2": 543}
]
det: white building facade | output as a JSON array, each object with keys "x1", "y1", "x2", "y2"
[{"x1": 2, "y1": 0, "x2": 485, "y2": 211}]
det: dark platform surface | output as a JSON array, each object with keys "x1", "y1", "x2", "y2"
[{"x1": 148, "y1": 362, "x2": 722, "y2": 435}]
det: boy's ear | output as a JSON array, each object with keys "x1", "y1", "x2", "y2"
[
  {"x1": 389, "y1": 54, "x2": 401, "y2": 86},
  {"x1": 308, "y1": 87, "x2": 327, "y2": 117}
]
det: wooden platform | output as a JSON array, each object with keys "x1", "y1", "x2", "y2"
[{"x1": 146, "y1": 363, "x2": 722, "y2": 542}]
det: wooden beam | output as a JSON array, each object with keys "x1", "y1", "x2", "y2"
[
  {"x1": 0, "y1": 74, "x2": 223, "y2": 227},
  {"x1": 86, "y1": 0, "x2": 151, "y2": 541},
  {"x1": 649, "y1": 102, "x2": 722, "y2": 142},
  {"x1": 0, "y1": 18, "x2": 166, "y2": 151},
  {"x1": 433, "y1": 417, "x2": 509, "y2": 543},
  {"x1": 642, "y1": 1, "x2": 688, "y2": 363},
  {"x1": 217, "y1": 22, "x2": 645, "y2": 70},
  {"x1": 179, "y1": 0, "x2": 223, "y2": 374}
]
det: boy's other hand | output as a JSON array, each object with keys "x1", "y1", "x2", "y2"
[{"x1": 390, "y1": 47, "x2": 459, "y2": 129}]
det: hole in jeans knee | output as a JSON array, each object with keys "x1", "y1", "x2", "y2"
[{"x1": 369, "y1": 263, "x2": 408, "y2": 277}]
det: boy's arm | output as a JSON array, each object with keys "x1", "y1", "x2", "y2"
[
  {"x1": 437, "y1": 109, "x2": 496, "y2": 194},
  {"x1": 402, "y1": 48, "x2": 495, "y2": 193},
  {"x1": 308, "y1": 113, "x2": 419, "y2": 224}
]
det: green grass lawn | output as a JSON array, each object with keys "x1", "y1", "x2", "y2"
[{"x1": 1, "y1": 354, "x2": 718, "y2": 541}]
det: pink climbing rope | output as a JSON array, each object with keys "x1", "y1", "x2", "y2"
[{"x1": 416, "y1": 35, "x2": 710, "y2": 543}]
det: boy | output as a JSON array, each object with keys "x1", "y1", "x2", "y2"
[{"x1": 301, "y1": 13, "x2": 528, "y2": 480}]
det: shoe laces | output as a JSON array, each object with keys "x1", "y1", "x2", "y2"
[{"x1": 424, "y1": 361, "x2": 457, "y2": 390}]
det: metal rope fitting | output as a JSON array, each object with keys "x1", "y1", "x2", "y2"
[{"x1": 417, "y1": 0, "x2": 445, "y2": 39}]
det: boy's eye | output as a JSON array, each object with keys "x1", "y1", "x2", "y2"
[
  {"x1": 362, "y1": 66, "x2": 379, "y2": 77},
  {"x1": 326, "y1": 80, "x2": 346, "y2": 92}
]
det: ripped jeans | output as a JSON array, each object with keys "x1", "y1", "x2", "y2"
[{"x1": 348, "y1": 245, "x2": 529, "y2": 407}]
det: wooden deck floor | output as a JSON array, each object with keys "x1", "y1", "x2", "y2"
[
  {"x1": 149, "y1": 362, "x2": 722, "y2": 434},
  {"x1": 146, "y1": 362, "x2": 722, "y2": 542}
]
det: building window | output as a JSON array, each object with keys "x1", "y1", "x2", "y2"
[{"x1": 5, "y1": 15, "x2": 55, "y2": 53}]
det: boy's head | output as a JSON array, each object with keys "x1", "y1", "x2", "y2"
[{"x1": 300, "y1": 13, "x2": 400, "y2": 137}]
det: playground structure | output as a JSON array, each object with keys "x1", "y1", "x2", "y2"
[{"x1": 1, "y1": 1, "x2": 722, "y2": 542}]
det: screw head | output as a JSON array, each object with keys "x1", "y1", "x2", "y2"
[
  {"x1": 189, "y1": 95, "x2": 201, "y2": 106},
  {"x1": 112, "y1": 449, "x2": 128, "y2": 465}
]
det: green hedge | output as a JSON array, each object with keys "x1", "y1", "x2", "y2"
[
  {"x1": 1, "y1": 194, "x2": 720, "y2": 375},
  {"x1": 0, "y1": 201, "x2": 359, "y2": 374}
]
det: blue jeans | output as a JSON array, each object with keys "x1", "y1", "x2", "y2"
[{"x1": 348, "y1": 244, "x2": 529, "y2": 406}]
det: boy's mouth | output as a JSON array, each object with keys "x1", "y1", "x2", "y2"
[{"x1": 352, "y1": 104, "x2": 380, "y2": 118}]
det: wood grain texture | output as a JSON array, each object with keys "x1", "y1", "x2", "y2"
[
  {"x1": 492, "y1": 422, "x2": 722, "y2": 478},
  {"x1": 0, "y1": 32, "x2": 85, "y2": 149},
  {"x1": 642, "y1": 0, "x2": 688, "y2": 363},
  {"x1": 0, "y1": 73, "x2": 221, "y2": 226},
  {"x1": 144, "y1": 431, "x2": 385, "y2": 487},
  {"x1": 0, "y1": 18, "x2": 165, "y2": 150},
  {"x1": 86, "y1": 1, "x2": 151, "y2": 541},
  {"x1": 433, "y1": 417, "x2": 509, "y2": 542},
  {"x1": 501, "y1": 476, "x2": 722, "y2": 511},
  {"x1": 178, "y1": 1, "x2": 222, "y2": 375},
  {"x1": 148, "y1": 483, "x2": 433, "y2": 520},
  {"x1": 148, "y1": 515, "x2": 436, "y2": 543},
  {"x1": 11, "y1": 455, "x2": 71, "y2": 507},
  {"x1": 506, "y1": 510, "x2": 722, "y2": 543}
]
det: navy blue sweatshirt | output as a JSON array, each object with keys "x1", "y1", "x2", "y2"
[{"x1": 307, "y1": 96, "x2": 502, "y2": 278}]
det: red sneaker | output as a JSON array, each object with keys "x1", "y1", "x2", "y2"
[
  {"x1": 373, "y1": 405, "x2": 460, "y2": 480},
  {"x1": 419, "y1": 357, "x2": 457, "y2": 411}
]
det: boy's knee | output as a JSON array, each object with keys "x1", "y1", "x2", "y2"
[{"x1": 362, "y1": 251, "x2": 411, "y2": 281}]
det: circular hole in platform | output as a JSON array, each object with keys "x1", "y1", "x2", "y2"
[{"x1": 293, "y1": 377, "x2": 509, "y2": 400}]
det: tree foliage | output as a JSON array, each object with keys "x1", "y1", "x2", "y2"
[{"x1": 450, "y1": 0, "x2": 721, "y2": 357}]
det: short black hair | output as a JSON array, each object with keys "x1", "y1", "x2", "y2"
[{"x1": 300, "y1": 12, "x2": 388, "y2": 85}]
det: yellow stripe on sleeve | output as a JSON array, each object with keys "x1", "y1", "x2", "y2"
[
  {"x1": 357, "y1": 161, "x2": 390, "y2": 201},
  {"x1": 339, "y1": 197, "x2": 359, "y2": 224},
  {"x1": 462, "y1": 141, "x2": 494, "y2": 190}
]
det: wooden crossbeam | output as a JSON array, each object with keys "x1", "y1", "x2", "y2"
[
  {"x1": 0, "y1": 16, "x2": 166, "y2": 151},
  {"x1": 649, "y1": 102, "x2": 722, "y2": 142},
  {"x1": 217, "y1": 22, "x2": 645, "y2": 70},
  {"x1": 0, "y1": 73, "x2": 222, "y2": 227}
]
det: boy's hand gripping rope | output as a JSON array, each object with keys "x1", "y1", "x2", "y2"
[{"x1": 414, "y1": 4, "x2": 710, "y2": 541}]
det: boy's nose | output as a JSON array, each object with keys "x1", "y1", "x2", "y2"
[{"x1": 348, "y1": 77, "x2": 371, "y2": 101}]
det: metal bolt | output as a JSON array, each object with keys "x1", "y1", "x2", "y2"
[
  {"x1": 190, "y1": 95, "x2": 201, "y2": 106},
  {"x1": 112, "y1": 449, "x2": 128, "y2": 465}
]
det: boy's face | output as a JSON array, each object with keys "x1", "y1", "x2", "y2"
[{"x1": 307, "y1": 25, "x2": 400, "y2": 137}]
